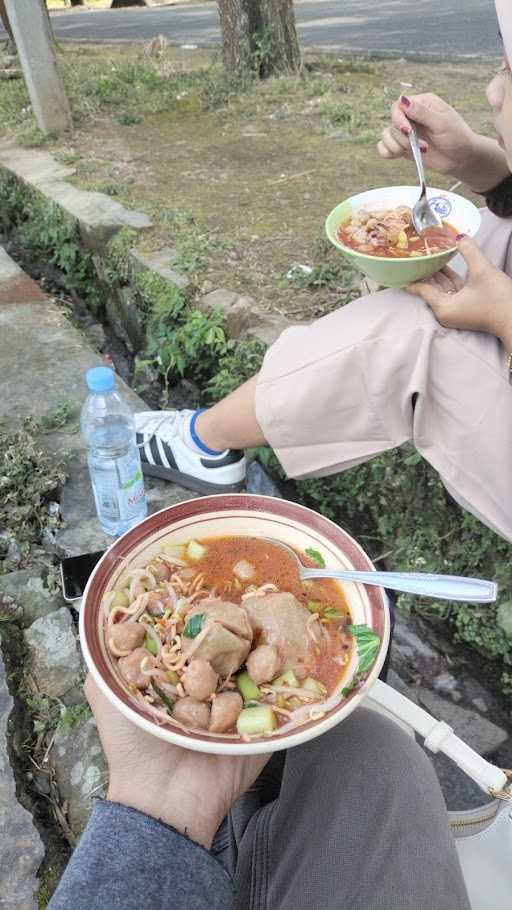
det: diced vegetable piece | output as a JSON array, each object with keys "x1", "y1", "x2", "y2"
[
  {"x1": 183, "y1": 612, "x2": 206, "y2": 639},
  {"x1": 272, "y1": 669, "x2": 299, "y2": 688},
  {"x1": 237, "y1": 706, "x2": 277, "y2": 736},
  {"x1": 236, "y1": 671, "x2": 261, "y2": 702},
  {"x1": 323, "y1": 608, "x2": 344, "y2": 621},
  {"x1": 166, "y1": 670, "x2": 179, "y2": 685},
  {"x1": 396, "y1": 230, "x2": 408, "y2": 250},
  {"x1": 305, "y1": 547, "x2": 325, "y2": 567},
  {"x1": 233, "y1": 559, "x2": 255, "y2": 581},
  {"x1": 150, "y1": 678, "x2": 174, "y2": 712},
  {"x1": 163, "y1": 543, "x2": 186, "y2": 559},
  {"x1": 144, "y1": 634, "x2": 158, "y2": 656},
  {"x1": 111, "y1": 590, "x2": 129, "y2": 608},
  {"x1": 186, "y1": 540, "x2": 206, "y2": 561},
  {"x1": 302, "y1": 677, "x2": 327, "y2": 696},
  {"x1": 307, "y1": 599, "x2": 324, "y2": 614}
]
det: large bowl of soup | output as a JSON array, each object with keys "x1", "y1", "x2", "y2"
[
  {"x1": 80, "y1": 494, "x2": 389, "y2": 755},
  {"x1": 326, "y1": 185, "x2": 481, "y2": 288}
]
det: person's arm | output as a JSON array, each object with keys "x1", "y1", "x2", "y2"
[
  {"x1": 378, "y1": 93, "x2": 510, "y2": 194},
  {"x1": 49, "y1": 800, "x2": 233, "y2": 910},
  {"x1": 49, "y1": 678, "x2": 268, "y2": 910}
]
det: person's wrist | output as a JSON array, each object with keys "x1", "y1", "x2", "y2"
[
  {"x1": 456, "y1": 133, "x2": 510, "y2": 193},
  {"x1": 107, "y1": 778, "x2": 224, "y2": 849},
  {"x1": 499, "y1": 319, "x2": 512, "y2": 355}
]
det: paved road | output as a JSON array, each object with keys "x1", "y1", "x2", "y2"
[{"x1": 11, "y1": 0, "x2": 499, "y2": 60}]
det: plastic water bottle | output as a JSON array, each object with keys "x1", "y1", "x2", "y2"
[{"x1": 81, "y1": 367, "x2": 147, "y2": 537}]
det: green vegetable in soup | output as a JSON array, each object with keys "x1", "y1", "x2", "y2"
[
  {"x1": 186, "y1": 540, "x2": 206, "y2": 561},
  {"x1": 272, "y1": 669, "x2": 299, "y2": 688},
  {"x1": 150, "y1": 678, "x2": 174, "y2": 713},
  {"x1": 307, "y1": 600, "x2": 325, "y2": 614},
  {"x1": 347, "y1": 624, "x2": 381, "y2": 675},
  {"x1": 323, "y1": 608, "x2": 345, "y2": 621},
  {"x1": 111, "y1": 590, "x2": 129, "y2": 608},
  {"x1": 144, "y1": 634, "x2": 158, "y2": 656},
  {"x1": 237, "y1": 706, "x2": 277, "y2": 736},
  {"x1": 236, "y1": 671, "x2": 261, "y2": 702},
  {"x1": 302, "y1": 677, "x2": 327, "y2": 696},
  {"x1": 183, "y1": 612, "x2": 206, "y2": 639},
  {"x1": 305, "y1": 547, "x2": 325, "y2": 567}
]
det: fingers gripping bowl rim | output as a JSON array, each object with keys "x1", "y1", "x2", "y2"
[
  {"x1": 80, "y1": 494, "x2": 389, "y2": 756},
  {"x1": 326, "y1": 185, "x2": 482, "y2": 289}
]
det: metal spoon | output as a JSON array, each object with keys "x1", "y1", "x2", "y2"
[
  {"x1": 263, "y1": 539, "x2": 497, "y2": 603},
  {"x1": 408, "y1": 123, "x2": 442, "y2": 234}
]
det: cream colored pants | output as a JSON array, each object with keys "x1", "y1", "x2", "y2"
[{"x1": 256, "y1": 209, "x2": 512, "y2": 543}]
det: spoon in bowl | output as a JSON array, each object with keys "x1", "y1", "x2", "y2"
[
  {"x1": 263, "y1": 538, "x2": 497, "y2": 603},
  {"x1": 408, "y1": 123, "x2": 442, "y2": 234}
]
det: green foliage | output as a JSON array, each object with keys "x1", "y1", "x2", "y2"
[
  {"x1": 0, "y1": 174, "x2": 97, "y2": 305},
  {"x1": 0, "y1": 422, "x2": 67, "y2": 574},
  {"x1": 58, "y1": 703, "x2": 92, "y2": 732},
  {"x1": 205, "y1": 338, "x2": 266, "y2": 402},
  {"x1": 145, "y1": 306, "x2": 231, "y2": 383}
]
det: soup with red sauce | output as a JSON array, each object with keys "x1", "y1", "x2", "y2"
[{"x1": 338, "y1": 205, "x2": 458, "y2": 258}]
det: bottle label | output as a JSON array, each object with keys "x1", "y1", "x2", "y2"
[{"x1": 116, "y1": 449, "x2": 146, "y2": 520}]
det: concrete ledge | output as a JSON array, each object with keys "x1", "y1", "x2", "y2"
[{"x1": 0, "y1": 146, "x2": 152, "y2": 250}]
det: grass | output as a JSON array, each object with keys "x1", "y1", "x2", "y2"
[{"x1": 0, "y1": 43, "x2": 499, "y2": 319}]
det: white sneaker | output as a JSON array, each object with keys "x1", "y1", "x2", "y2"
[{"x1": 134, "y1": 410, "x2": 246, "y2": 494}]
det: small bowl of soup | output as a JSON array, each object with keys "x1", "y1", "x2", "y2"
[
  {"x1": 326, "y1": 185, "x2": 481, "y2": 288},
  {"x1": 80, "y1": 494, "x2": 390, "y2": 755}
]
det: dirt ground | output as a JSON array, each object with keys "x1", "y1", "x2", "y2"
[{"x1": 2, "y1": 44, "x2": 498, "y2": 319}]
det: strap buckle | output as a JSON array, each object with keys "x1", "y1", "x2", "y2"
[{"x1": 489, "y1": 768, "x2": 512, "y2": 801}]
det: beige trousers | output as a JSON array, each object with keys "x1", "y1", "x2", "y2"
[{"x1": 256, "y1": 209, "x2": 512, "y2": 543}]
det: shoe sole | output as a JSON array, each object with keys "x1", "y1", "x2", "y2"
[{"x1": 141, "y1": 461, "x2": 246, "y2": 496}]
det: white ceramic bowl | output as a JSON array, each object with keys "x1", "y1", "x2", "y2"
[{"x1": 80, "y1": 494, "x2": 390, "y2": 755}]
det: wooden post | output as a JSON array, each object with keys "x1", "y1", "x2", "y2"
[{"x1": 4, "y1": 0, "x2": 72, "y2": 134}]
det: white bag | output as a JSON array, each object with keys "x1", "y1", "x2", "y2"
[{"x1": 366, "y1": 679, "x2": 512, "y2": 910}]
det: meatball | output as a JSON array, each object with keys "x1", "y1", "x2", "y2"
[
  {"x1": 246, "y1": 644, "x2": 281, "y2": 685},
  {"x1": 182, "y1": 659, "x2": 218, "y2": 701},
  {"x1": 172, "y1": 697, "x2": 210, "y2": 730},
  {"x1": 150, "y1": 560, "x2": 171, "y2": 582},
  {"x1": 209, "y1": 692, "x2": 243, "y2": 734},
  {"x1": 109, "y1": 621, "x2": 145, "y2": 654},
  {"x1": 118, "y1": 647, "x2": 155, "y2": 689}
]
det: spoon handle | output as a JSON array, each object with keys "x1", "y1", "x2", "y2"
[
  {"x1": 300, "y1": 568, "x2": 497, "y2": 603},
  {"x1": 408, "y1": 123, "x2": 426, "y2": 193}
]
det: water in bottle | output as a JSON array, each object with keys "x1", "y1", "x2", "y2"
[{"x1": 81, "y1": 367, "x2": 147, "y2": 536}]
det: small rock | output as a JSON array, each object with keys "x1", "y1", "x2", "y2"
[
  {"x1": 50, "y1": 716, "x2": 108, "y2": 836},
  {"x1": 24, "y1": 609, "x2": 82, "y2": 699},
  {"x1": 84, "y1": 322, "x2": 107, "y2": 352},
  {"x1": 166, "y1": 378, "x2": 202, "y2": 411},
  {"x1": 0, "y1": 568, "x2": 59, "y2": 628},
  {"x1": 472, "y1": 696, "x2": 488, "y2": 713},
  {"x1": 0, "y1": 652, "x2": 45, "y2": 906},
  {"x1": 200, "y1": 289, "x2": 261, "y2": 339},
  {"x1": 416, "y1": 688, "x2": 509, "y2": 756},
  {"x1": 246, "y1": 314, "x2": 294, "y2": 347},
  {"x1": 246, "y1": 460, "x2": 283, "y2": 498},
  {"x1": 432, "y1": 672, "x2": 461, "y2": 702},
  {"x1": 391, "y1": 613, "x2": 442, "y2": 674},
  {"x1": 131, "y1": 247, "x2": 189, "y2": 291}
]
